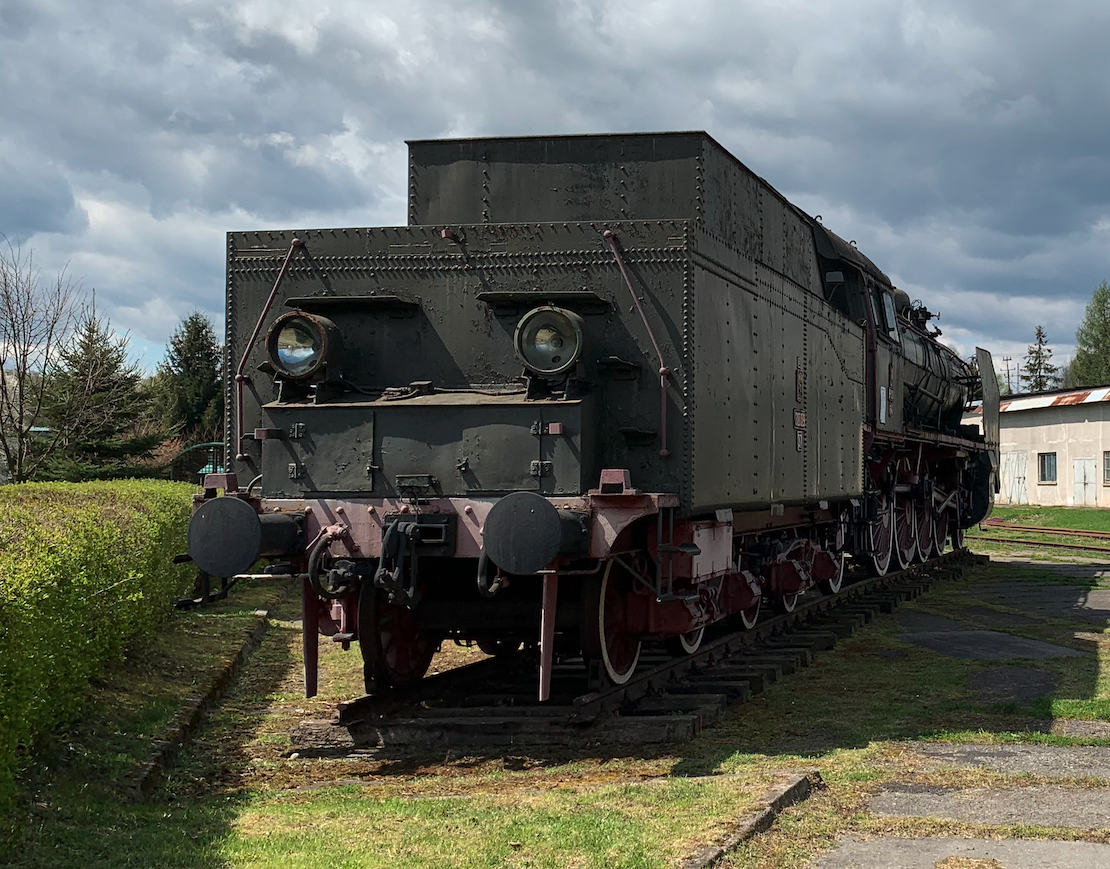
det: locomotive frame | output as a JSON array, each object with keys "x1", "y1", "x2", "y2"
[{"x1": 186, "y1": 132, "x2": 1000, "y2": 700}]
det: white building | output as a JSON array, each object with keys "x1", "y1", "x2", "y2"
[{"x1": 965, "y1": 386, "x2": 1110, "y2": 507}]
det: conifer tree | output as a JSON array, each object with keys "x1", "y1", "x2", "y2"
[
  {"x1": 1069, "y1": 281, "x2": 1110, "y2": 388},
  {"x1": 156, "y1": 312, "x2": 223, "y2": 443},
  {"x1": 42, "y1": 301, "x2": 160, "y2": 480},
  {"x1": 1020, "y1": 325, "x2": 1059, "y2": 393}
]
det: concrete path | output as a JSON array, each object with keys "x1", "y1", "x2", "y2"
[
  {"x1": 912, "y1": 741, "x2": 1110, "y2": 779},
  {"x1": 893, "y1": 609, "x2": 1087, "y2": 660},
  {"x1": 813, "y1": 836, "x2": 1110, "y2": 868},
  {"x1": 809, "y1": 557, "x2": 1110, "y2": 868},
  {"x1": 869, "y1": 782, "x2": 1110, "y2": 829}
]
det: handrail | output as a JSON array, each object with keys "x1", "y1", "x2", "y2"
[
  {"x1": 602, "y1": 229, "x2": 672, "y2": 458},
  {"x1": 233, "y1": 237, "x2": 303, "y2": 461}
]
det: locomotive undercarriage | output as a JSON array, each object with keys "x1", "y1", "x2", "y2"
[
  {"x1": 286, "y1": 438, "x2": 982, "y2": 700},
  {"x1": 192, "y1": 417, "x2": 986, "y2": 702}
]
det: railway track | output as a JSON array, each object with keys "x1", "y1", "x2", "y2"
[
  {"x1": 291, "y1": 550, "x2": 979, "y2": 753},
  {"x1": 981, "y1": 520, "x2": 1110, "y2": 541},
  {"x1": 974, "y1": 520, "x2": 1110, "y2": 553},
  {"x1": 972, "y1": 535, "x2": 1110, "y2": 554}
]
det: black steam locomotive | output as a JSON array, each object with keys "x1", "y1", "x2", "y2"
[{"x1": 187, "y1": 132, "x2": 999, "y2": 700}]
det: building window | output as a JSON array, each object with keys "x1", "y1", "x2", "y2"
[
  {"x1": 1104, "y1": 451, "x2": 1110, "y2": 485},
  {"x1": 1038, "y1": 452, "x2": 1057, "y2": 484}
]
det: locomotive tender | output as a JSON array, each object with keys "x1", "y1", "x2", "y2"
[{"x1": 187, "y1": 132, "x2": 1000, "y2": 700}]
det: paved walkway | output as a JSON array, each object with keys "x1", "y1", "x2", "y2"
[
  {"x1": 811, "y1": 556, "x2": 1110, "y2": 868},
  {"x1": 814, "y1": 836, "x2": 1110, "y2": 868}
]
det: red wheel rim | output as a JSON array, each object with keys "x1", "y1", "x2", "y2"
[
  {"x1": 868, "y1": 493, "x2": 894, "y2": 576},
  {"x1": 597, "y1": 564, "x2": 641, "y2": 684},
  {"x1": 917, "y1": 503, "x2": 936, "y2": 560},
  {"x1": 822, "y1": 553, "x2": 844, "y2": 594},
  {"x1": 894, "y1": 495, "x2": 918, "y2": 569},
  {"x1": 739, "y1": 597, "x2": 760, "y2": 629},
  {"x1": 377, "y1": 599, "x2": 436, "y2": 686},
  {"x1": 934, "y1": 510, "x2": 950, "y2": 555}
]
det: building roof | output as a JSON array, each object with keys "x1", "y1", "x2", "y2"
[{"x1": 966, "y1": 385, "x2": 1110, "y2": 415}]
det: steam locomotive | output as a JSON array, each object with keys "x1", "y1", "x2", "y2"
[{"x1": 186, "y1": 132, "x2": 1000, "y2": 700}]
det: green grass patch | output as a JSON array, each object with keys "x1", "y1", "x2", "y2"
[
  {"x1": 10, "y1": 555, "x2": 1110, "y2": 868},
  {"x1": 213, "y1": 777, "x2": 761, "y2": 869},
  {"x1": 986, "y1": 504, "x2": 1110, "y2": 532}
]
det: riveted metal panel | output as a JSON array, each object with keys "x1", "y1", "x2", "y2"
[
  {"x1": 228, "y1": 220, "x2": 691, "y2": 500},
  {"x1": 759, "y1": 186, "x2": 786, "y2": 276},
  {"x1": 696, "y1": 145, "x2": 762, "y2": 261},
  {"x1": 260, "y1": 399, "x2": 594, "y2": 498},
  {"x1": 227, "y1": 133, "x2": 875, "y2": 515},
  {"x1": 408, "y1": 134, "x2": 702, "y2": 226},
  {"x1": 691, "y1": 227, "x2": 865, "y2": 512},
  {"x1": 689, "y1": 245, "x2": 769, "y2": 508}
]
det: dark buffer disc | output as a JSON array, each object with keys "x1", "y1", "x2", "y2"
[
  {"x1": 188, "y1": 496, "x2": 263, "y2": 578},
  {"x1": 483, "y1": 491, "x2": 563, "y2": 575}
]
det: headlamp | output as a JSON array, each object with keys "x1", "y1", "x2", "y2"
[
  {"x1": 513, "y1": 306, "x2": 584, "y2": 377},
  {"x1": 266, "y1": 311, "x2": 338, "y2": 379}
]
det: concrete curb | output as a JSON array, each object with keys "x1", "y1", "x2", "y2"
[
  {"x1": 128, "y1": 605, "x2": 277, "y2": 798},
  {"x1": 679, "y1": 769, "x2": 821, "y2": 869}
]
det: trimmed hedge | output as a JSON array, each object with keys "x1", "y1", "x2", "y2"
[{"x1": 0, "y1": 481, "x2": 195, "y2": 817}]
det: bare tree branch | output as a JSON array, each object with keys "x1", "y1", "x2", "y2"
[{"x1": 0, "y1": 240, "x2": 82, "y2": 481}]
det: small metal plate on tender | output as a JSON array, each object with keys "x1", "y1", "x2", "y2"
[
  {"x1": 793, "y1": 409, "x2": 807, "y2": 430},
  {"x1": 395, "y1": 474, "x2": 435, "y2": 489}
]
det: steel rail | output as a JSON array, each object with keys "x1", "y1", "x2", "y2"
[
  {"x1": 972, "y1": 534, "x2": 1110, "y2": 555},
  {"x1": 567, "y1": 549, "x2": 968, "y2": 722},
  {"x1": 981, "y1": 520, "x2": 1110, "y2": 540},
  {"x1": 336, "y1": 549, "x2": 973, "y2": 730}
]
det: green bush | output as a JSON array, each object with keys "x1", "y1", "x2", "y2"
[{"x1": 0, "y1": 481, "x2": 195, "y2": 818}]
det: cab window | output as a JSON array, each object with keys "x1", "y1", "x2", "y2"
[{"x1": 880, "y1": 291, "x2": 900, "y2": 343}]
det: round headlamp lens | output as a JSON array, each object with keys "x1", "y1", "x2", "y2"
[
  {"x1": 514, "y1": 306, "x2": 584, "y2": 376},
  {"x1": 267, "y1": 313, "x2": 331, "y2": 378},
  {"x1": 277, "y1": 321, "x2": 320, "y2": 373}
]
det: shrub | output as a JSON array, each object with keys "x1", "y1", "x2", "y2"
[{"x1": 0, "y1": 481, "x2": 195, "y2": 818}]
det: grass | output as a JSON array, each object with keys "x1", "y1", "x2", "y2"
[
  {"x1": 967, "y1": 503, "x2": 1110, "y2": 559},
  {"x1": 215, "y1": 777, "x2": 764, "y2": 869},
  {"x1": 985, "y1": 504, "x2": 1110, "y2": 532},
  {"x1": 7, "y1": 550, "x2": 1110, "y2": 868}
]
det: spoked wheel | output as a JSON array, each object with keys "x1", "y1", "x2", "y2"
[
  {"x1": 934, "y1": 509, "x2": 950, "y2": 556},
  {"x1": 916, "y1": 503, "x2": 937, "y2": 561},
  {"x1": 821, "y1": 553, "x2": 845, "y2": 595},
  {"x1": 581, "y1": 562, "x2": 642, "y2": 685},
  {"x1": 664, "y1": 627, "x2": 706, "y2": 657},
  {"x1": 775, "y1": 592, "x2": 799, "y2": 614},
  {"x1": 894, "y1": 495, "x2": 918, "y2": 570},
  {"x1": 951, "y1": 521, "x2": 965, "y2": 551},
  {"x1": 358, "y1": 584, "x2": 437, "y2": 693},
  {"x1": 738, "y1": 596, "x2": 761, "y2": 630},
  {"x1": 866, "y1": 493, "x2": 895, "y2": 577}
]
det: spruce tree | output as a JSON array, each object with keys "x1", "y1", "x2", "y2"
[
  {"x1": 1069, "y1": 281, "x2": 1110, "y2": 388},
  {"x1": 42, "y1": 303, "x2": 160, "y2": 480},
  {"x1": 157, "y1": 312, "x2": 224, "y2": 443},
  {"x1": 1020, "y1": 325, "x2": 1059, "y2": 393}
]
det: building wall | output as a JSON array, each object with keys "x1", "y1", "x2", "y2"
[{"x1": 993, "y1": 404, "x2": 1110, "y2": 507}]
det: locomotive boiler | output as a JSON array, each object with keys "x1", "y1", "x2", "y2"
[{"x1": 186, "y1": 132, "x2": 999, "y2": 699}]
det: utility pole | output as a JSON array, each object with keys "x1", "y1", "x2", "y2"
[{"x1": 1002, "y1": 356, "x2": 1014, "y2": 393}]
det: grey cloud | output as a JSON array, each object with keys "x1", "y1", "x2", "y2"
[
  {"x1": 2, "y1": 0, "x2": 1109, "y2": 363},
  {"x1": 0, "y1": 148, "x2": 86, "y2": 239}
]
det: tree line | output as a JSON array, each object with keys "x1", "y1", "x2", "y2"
[
  {"x1": 996, "y1": 280, "x2": 1110, "y2": 395},
  {"x1": 0, "y1": 244, "x2": 222, "y2": 483}
]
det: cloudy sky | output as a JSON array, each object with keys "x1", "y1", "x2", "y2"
[{"x1": 3, "y1": 0, "x2": 1108, "y2": 381}]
